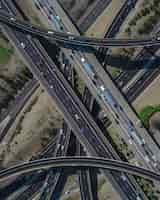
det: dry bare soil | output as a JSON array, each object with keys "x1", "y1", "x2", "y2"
[{"x1": 58, "y1": 0, "x2": 96, "y2": 21}]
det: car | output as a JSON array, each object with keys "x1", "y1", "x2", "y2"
[
  {"x1": 65, "y1": 191, "x2": 70, "y2": 195},
  {"x1": 121, "y1": 174, "x2": 127, "y2": 181},
  {"x1": 99, "y1": 85, "x2": 105, "y2": 92},
  {"x1": 10, "y1": 17, "x2": 16, "y2": 21},
  {"x1": 68, "y1": 35, "x2": 74, "y2": 40},
  {"x1": 20, "y1": 42, "x2": 25, "y2": 48},
  {"x1": 81, "y1": 57, "x2": 85, "y2": 63},
  {"x1": 44, "y1": 182, "x2": 48, "y2": 187},
  {"x1": 48, "y1": 31, "x2": 54, "y2": 34},
  {"x1": 70, "y1": 54, "x2": 74, "y2": 60},
  {"x1": 128, "y1": 139, "x2": 133, "y2": 145},
  {"x1": 55, "y1": 15, "x2": 61, "y2": 21},
  {"x1": 59, "y1": 129, "x2": 63, "y2": 135},
  {"x1": 153, "y1": 162, "x2": 157, "y2": 167},
  {"x1": 144, "y1": 155, "x2": 150, "y2": 162},
  {"x1": 83, "y1": 147, "x2": 87, "y2": 152},
  {"x1": 50, "y1": 6, "x2": 54, "y2": 10},
  {"x1": 75, "y1": 114, "x2": 80, "y2": 120}
]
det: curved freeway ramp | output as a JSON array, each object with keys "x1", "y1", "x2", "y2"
[
  {"x1": 0, "y1": 157, "x2": 160, "y2": 182},
  {"x1": 0, "y1": 12, "x2": 159, "y2": 48}
]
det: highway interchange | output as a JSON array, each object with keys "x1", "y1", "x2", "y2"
[
  {"x1": 0, "y1": 1, "x2": 148, "y2": 200},
  {"x1": 0, "y1": 0, "x2": 160, "y2": 199}
]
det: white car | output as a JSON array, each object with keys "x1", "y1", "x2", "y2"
[
  {"x1": 20, "y1": 42, "x2": 25, "y2": 48},
  {"x1": 99, "y1": 85, "x2": 105, "y2": 92},
  {"x1": 48, "y1": 31, "x2": 54, "y2": 34},
  {"x1": 81, "y1": 57, "x2": 85, "y2": 63},
  {"x1": 65, "y1": 191, "x2": 70, "y2": 195},
  {"x1": 59, "y1": 129, "x2": 63, "y2": 135},
  {"x1": 68, "y1": 35, "x2": 74, "y2": 40},
  {"x1": 128, "y1": 139, "x2": 133, "y2": 145},
  {"x1": 10, "y1": 17, "x2": 16, "y2": 21},
  {"x1": 75, "y1": 114, "x2": 80, "y2": 120},
  {"x1": 121, "y1": 174, "x2": 127, "y2": 181}
]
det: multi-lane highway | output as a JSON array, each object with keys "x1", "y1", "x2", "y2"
[
  {"x1": 34, "y1": 0, "x2": 160, "y2": 173},
  {"x1": 0, "y1": 11, "x2": 160, "y2": 47},
  {"x1": 0, "y1": 1, "x2": 146, "y2": 199},
  {"x1": 0, "y1": 157, "x2": 160, "y2": 183}
]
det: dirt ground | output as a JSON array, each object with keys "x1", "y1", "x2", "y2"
[
  {"x1": 58, "y1": 0, "x2": 96, "y2": 22},
  {"x1": 0, "y1": 35, "x2": 29, "y2": 113},
  {"x1": 1, "y1": 89, "x2": 63, "y2": 168},
  {"x1": 16, "y1": 0, "x2": 51, "y2": 28}
]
